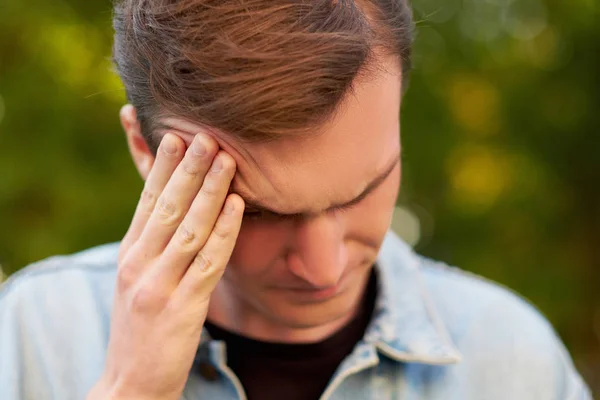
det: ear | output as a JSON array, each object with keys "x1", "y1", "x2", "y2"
[{"x1": 120, "y1": 104, "x2": 154, "y2": 181}]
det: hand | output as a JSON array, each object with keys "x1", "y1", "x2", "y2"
[{"x1": 87, "y1": 133, "x2": 244, "y2": 400}]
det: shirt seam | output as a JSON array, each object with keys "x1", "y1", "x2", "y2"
[{"x1": 412, "y1": 256, "x2": 463, "y2": 361}]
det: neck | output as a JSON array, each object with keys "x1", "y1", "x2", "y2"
[{"x1": 206, "y1": 280, "x2": 366, "y2": 344}]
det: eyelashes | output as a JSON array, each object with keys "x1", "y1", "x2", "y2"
[
  {"x1": 332, "y1": 202, "x2": 358, "y2": 214},
  {"x1": 242, "y1": 202, "x2": 357, "y2": 222},
  {"x1": 242, "y1": 210, "x2": 301, "y2": 222}
]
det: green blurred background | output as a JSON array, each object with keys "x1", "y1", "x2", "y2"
[{"x1": 0, "y1": 0, "x2": 598, "y2": 392}]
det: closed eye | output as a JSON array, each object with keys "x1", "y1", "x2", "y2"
[
  {"x1": 242, "y1": 209, "x2": 303, "y2": 222},
  {"x1": 243, "y1": 199, "x2": 359, "y2": 222}
]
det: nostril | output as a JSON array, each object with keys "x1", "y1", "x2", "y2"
[{"x1": 285, "y1": 248, "x2": 347, "y2": 289}]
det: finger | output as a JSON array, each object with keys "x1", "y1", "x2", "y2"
[
  {"x1": 137, "y1": 133, "x2": 218, "y2": 257},
  {"x1": 120, "y1": 134, "x2": 184, "y2": 260},
  {"x1": 155, "y1": 151, "x2": 237, "y2": 286},
  {"x1": 172, "y1": 193, "x2": 244, "y2": 303}
]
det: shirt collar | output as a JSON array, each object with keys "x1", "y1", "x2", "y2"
[{"x1": 364, "y1": 230, "x2": 462, "y2": 365}]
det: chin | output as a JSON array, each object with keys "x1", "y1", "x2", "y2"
[{"x1": 261, "y1": 291, "x2": 359, "y2": 330}]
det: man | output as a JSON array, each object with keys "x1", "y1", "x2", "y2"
[{"x1": 0, "y1": 0, "x2": 592, "y2": 399}]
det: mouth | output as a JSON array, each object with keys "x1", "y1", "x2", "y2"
[{"x1": 283, "y1": 284, "x2": 341, "y2": 301}]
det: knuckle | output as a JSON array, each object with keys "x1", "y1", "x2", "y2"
[
  {"x1": 177, "y1": 224, "x2": 200, "y2": 248},
  {"x1": 191, "y1": 251, "x2": 213, "y2": 272},
  {"x1": 199, "y1": 180, "x2": 218, "y2": 198},
  {"x1": 117, "y1": 262, "x2": 138, "y2": 291},
  {"x1": 156, "y1": 197, "x2": 181, "y2": 225},
  {"x1": 213, "y1": 222, "x2": 230, "y2": 240},
  {"x1": 140, "y1": 188, "x2": 158, "y2": 210},
  {"x1": 181, "y1": 159, "x2": 201, "y2": 177},
  {"x1": 130, "y1": 285, "x2": 167, "y2": 313}
]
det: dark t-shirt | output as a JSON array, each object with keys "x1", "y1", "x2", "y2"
[{"x1": 204, "y1": 269, "x2": 377, "y2": 400}]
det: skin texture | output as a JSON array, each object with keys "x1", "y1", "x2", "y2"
[
  {"x1": 120, "y1": 54, "x2": 403, "y2": 345},
  {"x1": 89, "y1": 132, "x2": 246, "y2": 399}
]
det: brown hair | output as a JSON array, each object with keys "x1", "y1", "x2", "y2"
[{"x1": 112, "y1": 0, "x2": 414, "y2": 153}]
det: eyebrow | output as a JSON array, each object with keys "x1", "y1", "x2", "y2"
[{"x1": 239, "y1": 152, "x2": 401, "y2": 218}]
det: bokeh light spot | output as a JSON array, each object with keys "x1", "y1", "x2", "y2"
[
  {"x1": 503, "y1": 0, "x2": 548, "y2": 40},
  {"x1": 447, "y1": 145, "x2": 513, "y2": 214},
  {"x1": 459, "y1": 0, "x2": 504, "y2": 42},
  {"x1": 391, "y1": 206, "x2": 422, "y2": 247},
  {"x1": 448, "y1": 75, "x2": 501, "y2": 136},
  {"x1": 524, "y1": 27, "x2": 571, "y2": 70}
]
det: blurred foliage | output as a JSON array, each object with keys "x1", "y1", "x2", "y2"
[{"x1": 0, "y1": 0, "x2": 598, "y2": 393}]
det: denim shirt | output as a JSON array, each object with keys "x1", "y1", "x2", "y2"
[{"x1": 0, "y1": 231, "x2": 592, "y2": 399}]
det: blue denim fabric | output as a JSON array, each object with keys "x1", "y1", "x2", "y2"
[{"x1": 0, "y1": 231, "x2": 592, "y2": 399}]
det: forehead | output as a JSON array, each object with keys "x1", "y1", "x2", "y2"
[{"x1": 163, "y1": 58, "x2": 402, "y2": 215}]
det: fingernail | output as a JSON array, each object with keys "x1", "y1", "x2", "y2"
[
  {"x1": 211, "y1": 157, "x2": 223, "y2": 173},
  {"x1": 162, "y1": 135, "x2": 177, "y2": 154},
  {"x1": 192, "y1": 136, "x2": 207, "y2": 156},
  {"x1": 223, "y1": 202, "x2": 235, "y2": 215}
]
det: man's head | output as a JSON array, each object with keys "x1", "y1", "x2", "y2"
[{"x1": 113, "y1": 0, "x2": 414, "y2": 341}]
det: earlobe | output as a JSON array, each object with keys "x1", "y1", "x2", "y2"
[
  {"x1": 120, "y1": 104, "x2": 155, "y2": 181},
  {"x1": 130, "y1": 134, "x2": 154, "y2": 180}
]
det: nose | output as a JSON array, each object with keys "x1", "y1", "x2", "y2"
[{"x1": 286, "y1": 213, "x2": 348, "y2": 289}]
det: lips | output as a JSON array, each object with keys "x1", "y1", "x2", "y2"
[
  {"x1": 284, "y1": 286, "x2": 330, "y2": 291},
  {"x1": 284, "y1": 284, "x2": 340, "y2": 301}
]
